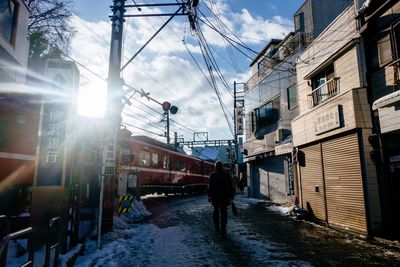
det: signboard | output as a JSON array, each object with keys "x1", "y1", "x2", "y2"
[
  {"x1": 118, "y1": 173, "x2": 128, "y2": 196},
  {"x1": 36, "y1": 104, "x2": 67, "y2": 186},
  {"x1": 275, "y1": 142, "x2": 293, "y2": 155},
  {"x1": 235, "y1": 107, "x2": 244, "y2": 135},
  {"x1": 287, "y1": 156, "x2": 294, "y2": 196},
  {"x1": 103, "y1": 136, "x2": 117, "y2": 166},
  {"x1": 35, "y1": 60, "x2": 79, "y2": 186},
  {"x1": 128, "y1": 172, "x2": 138, "y2": 188},
  {"x1": 314, "y1": 106, "x2": 340, "y2": 135}
]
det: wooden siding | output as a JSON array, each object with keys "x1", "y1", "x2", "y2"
[{"x1": 322, "y1": 133, "x2": 367, "y2": 233}]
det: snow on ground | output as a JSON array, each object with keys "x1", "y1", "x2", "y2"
[
  {"x1": 74, "y1": 196, "x2": 310, "y2": 266},
  {"x1": 6, "y1": 241, "x2": 45, "y2": 267},
  {"x1": 266, "y1": 204, "x2": 293, "y2": 216}
]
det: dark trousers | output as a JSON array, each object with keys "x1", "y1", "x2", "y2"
[{"x1": 213, "y1": 204, "x2": 228, "y2": 232}]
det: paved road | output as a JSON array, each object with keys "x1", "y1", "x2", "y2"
[{"x1": 143, "y1": 194, "x2": 400, "y2": 267}]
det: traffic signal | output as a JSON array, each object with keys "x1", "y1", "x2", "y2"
[{"x1": 162, "y1": 101, "x2": 171, "y2": 111}]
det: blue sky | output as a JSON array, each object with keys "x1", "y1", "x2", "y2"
[{"x1": 71, "y1": 0, "x2": 303, "y2": 143}]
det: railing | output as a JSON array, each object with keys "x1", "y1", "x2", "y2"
[
  {"x1": 45, "y1": 217, "x2": 61, "y2": 267},
  {"x1": 245, "y1": 32, "x2": 313, "y2": 92},
  {"x1": 0, "y1": 227, "x2": 34, "y2": 267},
  {"x1": 0, "y1": 215, "x2": 10, "y2": 239},
  {"x1": 308, "y1": 78, "x2": 340, "y2": 108}
]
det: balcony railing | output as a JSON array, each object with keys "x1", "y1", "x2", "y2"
[
  {"x1": 308, "y1": 77, "x2": 340, "y2": 108},
  {"x1": 245, "y1": 32, "x2": 313, "y2": 92}
]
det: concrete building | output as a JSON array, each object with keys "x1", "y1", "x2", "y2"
[
  {"x1": 243, "y1": 34, "x2": 309, "y2": 204},
  {"x1": 243, "y1": 0, "x2": 352, "y2": 205},
  {"x1": 356, "y1": 0, "x2": 400, "y2": 239},
  {"x1": 292, "y1": 3, "x2": 382, "y2": 235}
]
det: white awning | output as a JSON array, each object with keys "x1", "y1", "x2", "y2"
[{"x1": 372, "y1": 90, "x2": 400, "y2": 110}]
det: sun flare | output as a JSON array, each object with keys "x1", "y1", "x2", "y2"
[{"x1": 77, "y1": 86, "x2": 107, "y2": 118}]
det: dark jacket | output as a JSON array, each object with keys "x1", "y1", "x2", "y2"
[{"x1": 208, "y1": 170, "x2": 234, "y2": 206}]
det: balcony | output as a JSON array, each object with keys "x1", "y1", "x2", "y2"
[
  {"x1": 308, "y1": 78, "x2": 340, "y2": 108},
  {"x1": 245, "y1": 32, "x2": 313, "y2": 92}
]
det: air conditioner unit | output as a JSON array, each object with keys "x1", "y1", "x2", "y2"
[{"x1": 274, "y1": 128, "x2": 283, "y2": 143}]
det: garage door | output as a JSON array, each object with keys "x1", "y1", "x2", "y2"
[{"x1": 322, "y1": 133, "x2": 367, "y2": 233}]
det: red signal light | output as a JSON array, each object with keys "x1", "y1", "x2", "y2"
[{"x1": 162, "y1": 101, "x2": 171, "y2": 111}]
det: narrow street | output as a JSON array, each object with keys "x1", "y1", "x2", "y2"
[{"x1": 75, "y1": 194, "x2": 400, "y2": 266}]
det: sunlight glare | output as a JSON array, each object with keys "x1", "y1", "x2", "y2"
[{"x1": 77, "y1": 85, "x2": 107, "y2": 117}]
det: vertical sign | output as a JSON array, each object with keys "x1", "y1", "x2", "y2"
[
  {"x1": 287, "y1": 156, "x2": 294, "y2": 196},
  {"x1": 35, "y1": 60, "x2": 79, "y2": 186},
  {"x1": 36, "y1": 103, "x2": 67, "y2": 185},
  {"x1": 235, "y1": 107, "x2": 244, "y2": 135}
]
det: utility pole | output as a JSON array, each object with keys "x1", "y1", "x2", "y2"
[
  {"x1": 166, "y1": 110, "x2": 170, "y2": 144},
  {"x1": 99, "y1": 0, "x2": 194, "y2": 238},
  {"x1": 234, "y1": 81, "x2": 237, "y2": 164},
  {"x1": 100, "y1": 0, "x2": 126, "y2": 234}
]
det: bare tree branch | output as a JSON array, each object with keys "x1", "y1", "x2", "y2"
[{"x1": 23, "y1": 0, "x2": 75, "y2": 58}]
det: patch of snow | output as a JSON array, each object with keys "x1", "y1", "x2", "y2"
[
  {"x1": 267, "y1": 204, "x2": 292, "y2": 215},
  {"x1": 121, "y1": 199, "x2": 151, "y2": 223},
  {"x1": 18, "y1": 212, "x2": 30, "y2": 218},
  {"x1": 59, "y1": 243, "x2": 83, "y2": 267}
]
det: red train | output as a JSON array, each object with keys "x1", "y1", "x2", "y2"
[{"x1": 120, "y1": 135, "x2": 215, "y2": 195}]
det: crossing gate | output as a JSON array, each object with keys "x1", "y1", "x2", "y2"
[{"x1": 118, "y1": 195, "x2": 134, "y2": 216}]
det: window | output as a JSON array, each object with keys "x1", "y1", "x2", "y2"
[
  {"x1": 295, "y1": 12, "x2": 305, "y2": 33},
  {"x1": 151, "y1": 153, "x2": 159, "y2": 168},
  {"x1": 251, "y1": 97, "x2": 280, "y2": 132},
  {"x1": 163, "y1": 155, "x2": 169, "y2": 169},
  {"x1": 0, "y1": 0, "x2": 18, "y2": 44},
  {"x1": 378, "y1": 34, "x2": 392, "y2": 66},
  {"x1": 287, "y1": 84, "x2": 297, "y2": 109},
  {"x1": 393, "y1": 21, "x2": 400, "y2": 60},
  {"x1": 174, "y1": 158, "x2": 187, "y2": 171},
  {"x1": 309, "y1": 65, "x2": 339, "y2": 107},
  {"x1": 139, "y1": 151, "x2": 150, "y2": 167}
]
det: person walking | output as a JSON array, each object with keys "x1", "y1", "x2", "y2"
[{"x1": 208, "y1": 161, "x2": 234, "y2": 237}]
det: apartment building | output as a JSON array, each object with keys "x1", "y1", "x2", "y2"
[
  {"x1": 292, "y1": 4, "x2": 382, "y2": 235},
  {"x1": 243, "y1": 0, "x2": 352, "y2": 205},
  {"x1": 356, "y1": 0, "x2": 400, "y2": 239}
]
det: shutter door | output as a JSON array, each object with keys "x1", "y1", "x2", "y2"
[
  {"x1": 322, "y1": 133, "x2": 367, "y2": 233},
  {"x1": 300, "y1": 144, "x2": 326, "y2": 221}
]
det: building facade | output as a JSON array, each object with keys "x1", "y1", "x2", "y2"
[
  {"x1": 356, "y1": 0, "x2": 400, "y2": 239},
  {"x1": 292, "y1": 4, "x2": 382, "y2": 235},
  {"x1": 243, "y1": 35, "x2": 308, "y2": 204},
  {"x1": 0, "y1": 0, "x2": 37, "y2": 216},
  {"x1": 243, "y1": 0, "x2": 352, "y2": 205}
]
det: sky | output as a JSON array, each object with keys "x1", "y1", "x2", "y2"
[{"x1": 71, "y1": 0, "x2": 303, "y2": 144}]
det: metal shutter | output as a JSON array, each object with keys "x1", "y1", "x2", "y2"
[
  {"x1": 322, "y1": 133, "x2": 367, "y2": 233},
  {"x1": 299, "y1": 144, "x2": 326, "y2": 221}
]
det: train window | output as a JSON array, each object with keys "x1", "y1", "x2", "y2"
[
  {"x1": 152, "y1": 153, "x2": 159, "y2": 167},
  {"x1": 163, "y1": 155, "x2": 169, "y2": 169},
  {"x1": 139, "y1": 151, "x2": 150, "y2": 167},
  {"x1": 175, "y1": 159, "x2": 180, "y2": 171},
  {"x1": 181, "y1": 160, "x2": 186, "y2": 171}
]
